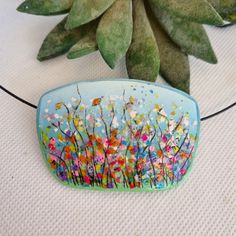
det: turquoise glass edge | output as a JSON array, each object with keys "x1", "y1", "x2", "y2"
[{"x1": 36, "y1": 78, "x2": 201, "y2": 192}]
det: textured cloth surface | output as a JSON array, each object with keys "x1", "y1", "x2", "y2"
[{"x1": 0, "y1": 1, "x2": 236, "y2": 235}]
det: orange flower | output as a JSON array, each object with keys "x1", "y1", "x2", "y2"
[
  {"x1": 157, "y1": 150, "x2": 163, "y2": 158},
  {"x1": 70, "y1": 135, "x2": 76, "y2": 144},
  {"x1": 109, "y1": 137, "x2": 120, "y2": 147},
  {"x1": 64, "y1": 146, "x2": 70, "y2": 153},
  {"x1": 128, "y1": 146, "x2": 135, "y2": 155},
  {"x1": 50, "y1": 162, "x2": 57, "y2": 169},
  {"x1": 157, "y1": 174, "x2": 163, "y2": 182},
  {"x1": 180, "y1": 151, "x2": 189, "y2": 159},
  {"x1": 79, "y1": 155, "x2": 87, "y2": 164},
  {"x1": 55, "y1": 102, "x2": 63, "y2": 110},
  {"x1": 92, "y1": 98, "x2": 102, "y2": 106},
  {"x1": 168, "y1": 172, "x2": 174, "y2": 179},
  {"x1": 111, "y1": 128, "x2": 118, "y2": 138}
]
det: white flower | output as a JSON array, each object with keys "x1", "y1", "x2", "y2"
[
  {"x1": 160, "y1": 141, "x2": 165, "y2": 149},
  {"x1": 109, "y1": 96, "x2": 116, "y2": 102},
  {"x1": 71, "y1": 97, "x2": 77, "y2": 102},
  {"x1": 183, "y1": 117, "x2": 190, "y2": 126},
  {"x1": 112, "y1": 117, "x2": 119, "y2": 128},
  {"x1": 169, "y1": 120, "x2": 176, "y2": 132}
]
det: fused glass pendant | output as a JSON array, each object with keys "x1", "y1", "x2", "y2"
[{"x1": 37, "y1": 79, "x2": 200, "y2": 191}]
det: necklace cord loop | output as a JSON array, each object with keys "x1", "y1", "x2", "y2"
[{"x1": 1, "y1": 85, "x2": 235, "y2": 122}]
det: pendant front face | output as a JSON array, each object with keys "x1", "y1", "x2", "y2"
[{"x1": 37, "y1": 79, "x2": 200, "y2": 191}]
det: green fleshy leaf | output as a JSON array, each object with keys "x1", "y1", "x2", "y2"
[
  {"x1": 126, "y1": 0, "x2": 160, "y2": 82},
  {"x1": 149, "y1": 4, "x2": 217, "y2": 64},
  {"x1": 17, "y1": 0, "x2": 72, "y2": 15},
  {"x1": 65, "y1": 0, "x2": 116, "y2": 30},
  {"x1": 148, "y1": 0, "x2": 224, "y2": 26},
  {"x1": 97, "y1": 0, "x2": 133, "y2": 69},
  {"x1": 208, "y1": 0, "x2": 236, "y2": 22},
  {"x1": 38, "y1": 17, "x2": 94, "y2": 61},
  {"x1": 224, "y1": 12, "x2": 236, "y2": 23},
  {"x1": 67, "y1": 23, "x2": 98, "y2": 59},
  {"x1": 208, "y1": 0, "x2": 236, "y2": 15},
  {"x1": 146, "y1": 3, "x2": 190, "y2": 93}
]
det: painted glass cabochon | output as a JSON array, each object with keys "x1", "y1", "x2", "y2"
[{"x1": 37, "y1": 79, "x2": 200, "y2": 191}]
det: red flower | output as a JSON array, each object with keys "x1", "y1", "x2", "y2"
[
  {"x1": 135, "y1": 130, "x2": 141, "y2": 138},
  {"x1": 83, "y1": 176, "x2": 91, "y2": 184},
  {"x1": 97, "y1": 173, "x2": 102, "y2": 179},
  {"x1": 129, "y1": 183, "x2": 135, "y2": 189},
  {"x1": 65, "y1": 153, "x2": 71, "y2": 160},
  {"x1": 114, "y1": 167, "x2": 121, "y2": 172},
  {"x1": 48, "y1": 143, "x2": 55, "y2": 151},
  {"x1": 118, "y1": 159, "x2": 125, "y2": 166},
  {"x1": 61, "y1": 162, "x2": 66, "y2": 167}
]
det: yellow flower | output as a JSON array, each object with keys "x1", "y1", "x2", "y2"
[
  {"x1": 107, "y1": 103, "x2": 113, "y2": 111},
  {"x1": 79, "y1": 105, "x2": 85, "y2": 111},
  {"x1": 74, "y1": 118, "x2": 79, "y2": 127},
  {"x1": 129, "y1": 96, "x2": 135, "y2": 104},
  {"x1": 154, "y1": 104, "x2": 161, "y2": 112}
]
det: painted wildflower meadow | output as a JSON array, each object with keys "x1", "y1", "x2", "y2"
[{"x1": 37, "y1": 80, "x2": 200, "y2": 191}]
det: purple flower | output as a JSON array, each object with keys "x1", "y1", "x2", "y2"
[{"x1": 66, "y1": 130, "x2": 72, "y2": 137}]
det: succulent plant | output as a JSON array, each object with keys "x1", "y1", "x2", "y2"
[{"x1": 17, "y1": 0, "x2": 236, "y2": 93}]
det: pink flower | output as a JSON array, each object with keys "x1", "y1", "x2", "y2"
[
  {"x1": 162, "y1": 135, "x2": 168, "y2": 143},
  {"x1": 104, "y1": 138, "x2": 109, "y2": 148},
  {"x1": 120, "y1": 144, "x2": 126, "y2": 151},
  {"x1": 142, "y1": 134, "x2": 149, "y2": 142},
  {"x1": 180, "y1": 169, "x2": 186, "y2": 176},
  {"x1": 50, "y1": 137, "x2": 56, "y2": 145},
  {"x1": 165, "y1": 145, "x2": 171, "y2": 152},
  {"x1": 49, "y1": 155, "x2": 57, "y2": 161},
  {"x1": 149, "y1": 146, "x2": 155, "y2": 152},
  {"x1": 74, "y1": 159, "x2": 79, "y2": 166},
  {"x1": 95, "y1": 150, "x2": 105, "y2": 163}
]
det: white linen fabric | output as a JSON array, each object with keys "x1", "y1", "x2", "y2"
[{"x1": 0, "y1": 1, "x2": 236, "y2": 235}]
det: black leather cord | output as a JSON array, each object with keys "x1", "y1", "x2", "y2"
[{"x1": 1, "y1": 85, "x2": 235, "y2": 122}]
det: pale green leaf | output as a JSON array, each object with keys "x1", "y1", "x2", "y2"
[
  {"x1": 147, "y1": 4, "x2": 190, "y2": 93},
  {"x1": 148, "y1": 0, "x2": 224, "y2": 25},
  {"x1": 17, "y1": 0, "x2": 72, "y2": 15},
  {"x1": 149, "y1": 4, "x2": 217, "y2": 64},
  {"x1": 97, "y1": 0, "x2": 133, "y2": 68},
  {"x1": 38, "y1": 18, "x2": 95, "y2": 61},
  {"x1": 65, "y1": 0, "x2": 116, "y2": 30},
  {"x1": 126, "y1": 0, "x2": 160, "y2": 82}
]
